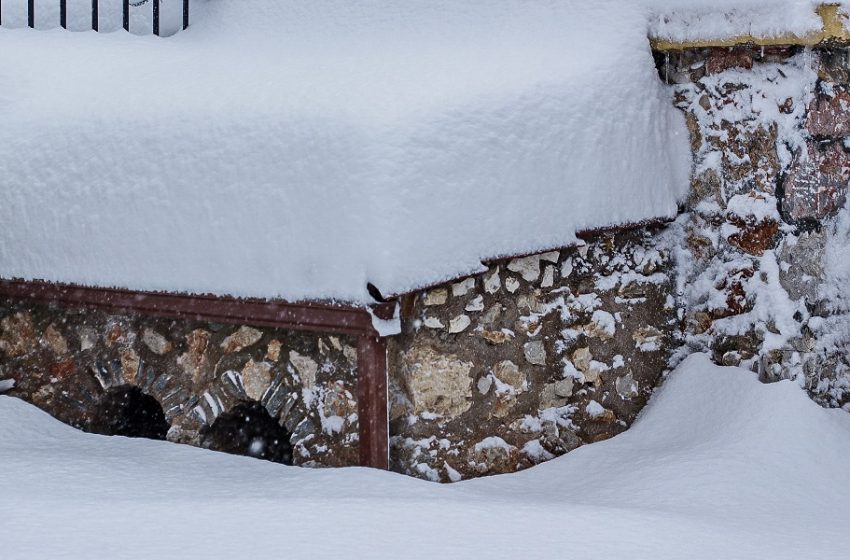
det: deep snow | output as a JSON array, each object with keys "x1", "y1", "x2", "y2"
[
  {"x1": 2, "y1": 353, "x2": 848, "y2": 559},
  {"x1": 0, "y1": 0, "x2": 690, "y2": 303}
]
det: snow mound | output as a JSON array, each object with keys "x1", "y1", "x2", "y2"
[
  {"x1": 0, "y1": 0, "x2": 690, "y2": 303},
  {"x1": 2, "y1": 353, "x2": 848, "y2": 559}
]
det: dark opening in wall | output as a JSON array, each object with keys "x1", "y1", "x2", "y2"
[
  {"x1": 201, "y1": 402, "x2": 294, "y2": 465},
  {"x1": 89, "y1": 386, "x2": 170, "y2": 440}
]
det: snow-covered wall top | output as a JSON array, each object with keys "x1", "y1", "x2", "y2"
[
  {"x1": 647, "y1": 1, "x2": 848, "y2": 45},
  {"x1": 0, "y1": 0, "x2": 690, "y2": 303}
]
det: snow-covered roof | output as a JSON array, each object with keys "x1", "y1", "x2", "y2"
[{"x1": 0, "y1": 0, "x2": 690, "y2": 303}]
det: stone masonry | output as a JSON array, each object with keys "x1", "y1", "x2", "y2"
[
  {"x1": 389, "y1": 227, "x2": 676, "y2": 481},
  {"x1": 662, "y1": 45, "x2": 850, "y2": 409},
  {"x1": 0, "y1": 300, "x2": 360, "y2": 467}
]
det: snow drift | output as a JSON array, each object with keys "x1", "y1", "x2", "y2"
[
  {"x1": 2, "y1": 354, "x2": 848, "y2": 559},
  {"x1": 0, "y1": 0, "x2": 690, "y2": 302}
]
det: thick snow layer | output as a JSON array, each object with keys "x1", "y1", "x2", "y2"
[
  {"x1": 647, "y1": 0, "x2": 841, "y2": 43},
  {"x1": 0, "y1": 0, "x2": 690, "y2": 303},
  {"x1": 2, "y1": 353, "x2": 849, "y2": 559}
]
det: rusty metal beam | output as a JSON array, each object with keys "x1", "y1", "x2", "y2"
[
  {"x1": 356, "y1": 335, "x2": 388, "y2": 470},
  {"x1": 0, "y1": 278, "x2": 394, "y2": 469},
  {"x1": 0, "y1": 278, "x2": 390, "y2": 337}
]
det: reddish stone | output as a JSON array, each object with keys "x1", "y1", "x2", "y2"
[
  {"x1": 782, "y1": 142, "x2": 850, "y2": 222},
  {"x1": 49, "y1": 359, "x2": 77, "y2": 379},
  {"x1": 712, "y1": 267, "x2": 755, "y2": 319},
  {"x1": 806, "y1": 90, "x2": 850, "y2": 138},
  {"x1": 727, "y1": 218, "x2": 780, "y2": 256},
  {"x1": 706, "y1": 49, "x2": 753, "y2": 74}
]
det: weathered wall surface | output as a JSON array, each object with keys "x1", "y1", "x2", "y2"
[
  {"x1": 664, "y1": 46, "x2": 850, "y2": 409},
  {"x1": 0, "y1": 299, "x2": 360, "y2": 467},
  {"x1": 389, "y1": 227, "x2": 677, "y2": 481}
]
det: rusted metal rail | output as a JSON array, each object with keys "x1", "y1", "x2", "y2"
[{"x1": 0, "y1": 278, "x2": 391, "y2": 470}]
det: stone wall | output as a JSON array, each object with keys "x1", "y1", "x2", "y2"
[
  {"x1": 9, "y1": 45, "x2": 850, "y2": 482},
  {"x1": 663, "y1": 45, "x2": 850, "y2": 409},
  {"x1": 0, "y1": 299, "x2": 360, "y2": 467},
  {"x1": 388, "y1": 227, "x2": 677, "y2": 481}
]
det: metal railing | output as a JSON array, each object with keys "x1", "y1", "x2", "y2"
[{"x1": 0, "y1": 0, "x2": 190, "y2": 35}]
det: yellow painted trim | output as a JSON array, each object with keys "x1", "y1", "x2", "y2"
[{"x1": 651, "y1": 3, "x2": 850, "y2": 51}]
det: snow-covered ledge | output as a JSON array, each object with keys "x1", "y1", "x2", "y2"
[{"x1": 651, "y1": 3, "x2": 850, "y2": 50}]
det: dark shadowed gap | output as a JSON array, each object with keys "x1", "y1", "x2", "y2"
[
  {"x1": 89, "y1": 386, "x2": 170, "y2": 440},
  {"x1": 201, "y1": 402, "x2": 293, "y2": 465}
]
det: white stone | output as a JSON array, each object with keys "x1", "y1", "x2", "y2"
[
  {"x1": 540, "y1": 250, "x2": 560, "y2": 263},
  {"x1": 266, "y1": 339, "x2": 283, "y2": 361},
  {"x1": 541, "y1": 265, "x2": 555, "y2": 288},
  {"x1": 578, "y1": 244, "x2": 589, "y2": 258},
  {"x1": 554, "y1": 378, "x2": 574, "y2": 398},
  {"x1": 493, "y1": 360, "x2": 526, "y2": 392},
  {"x1": 484, "y1": 267, "x2": 501, "y2": 294},
  {"x1": 465, "y1": 295, "x2": 485, "y2": 312},
  {"x1": 42, "y1": 324, "x2": 69, "y2": 356},
  {"x1": 220, "y1": 326, "x2": 263, "y2": 354},
  {"x1": 523, "y1": 341, "x2": 547, "y2": 366},
  {"x1": 616, "y1": 373, "x2": 639, "y2": 399},
  {"x1": 401, "y1": 344, "x2": 473, "y2": 418},
  {"x1": 424, "y1": 317, "x2": 444, "y2": 329},
  {"x1": 343, "y1": 345, "x2": 357, "y2": 365},
  {"x1": 561, "y1": 258, "x2": 574, "y2": 278},
  {"x1": 477, "y1": 375, "x2": 493, "y2": 395},
  {"x1": 505, "y1": 277, "x2": 521, "y2": 293},
  {"x1": 449, "y1": 315, "x2": 471, "y2": 334},
  {"x1": 585, "y1": 310, "x2": 616, "y2": 340},
  {"x1": 507, "y1": 255, "x2": 541, "y2": 282},
  {"x1": 572, "y1": 347, "x2": 593, "y2": 372},
  {"x1": 242, "y1": 359, "x2": 273, "y2": 401},
  {"x1": 142, "y1": 328, "x2": 171, "y2": 355},
  {"x1": 585, "y1": 400, "x2": 606, "y2": 418},
  {"x1": 290, "y1": 351, "x2": 319, "y2": 389},
  {"x1": 78, "y1": 326, "x2": 97, "y2": 352},
  {"x1": 634, "y1": 326, "x2": 664, "y2": 352},
  {"x1": 452, "y1": 277, "x2": 476, "y2": 297},
  {"x1": 584, "y1": 360, "x2": 610, "y2": 384},
  {"x1": 423, "y1": 289, "x2": 448, "y2": 306},
  {"x1": 119, "y1": 349, "x2": 140, "y2": 385},
  {"x1": 480, "y1": 304, "x2": 502, "y2": 325}
]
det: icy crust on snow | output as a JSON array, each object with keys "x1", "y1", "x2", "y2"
[
  {"x1": 2, "y1": 354, "x2": 850, "y2": 559},
  {"x1": 647, "y1": 0, "x2": 837, "y2": 43},
  {"x1": 0, "y1": 0, "x2": 690, "y2": 303}
]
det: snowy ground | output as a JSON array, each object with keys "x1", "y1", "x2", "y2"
[{"x1": 2, "y1": 353, "x2": 848, "y2": 559}]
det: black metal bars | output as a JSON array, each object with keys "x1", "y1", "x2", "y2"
[
  {"x1": 152, "y1": 0, "x2": 158, "y2": 35},
  {"x1": 5, "y1": 0, "x2": 189, "y2": 34}
]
